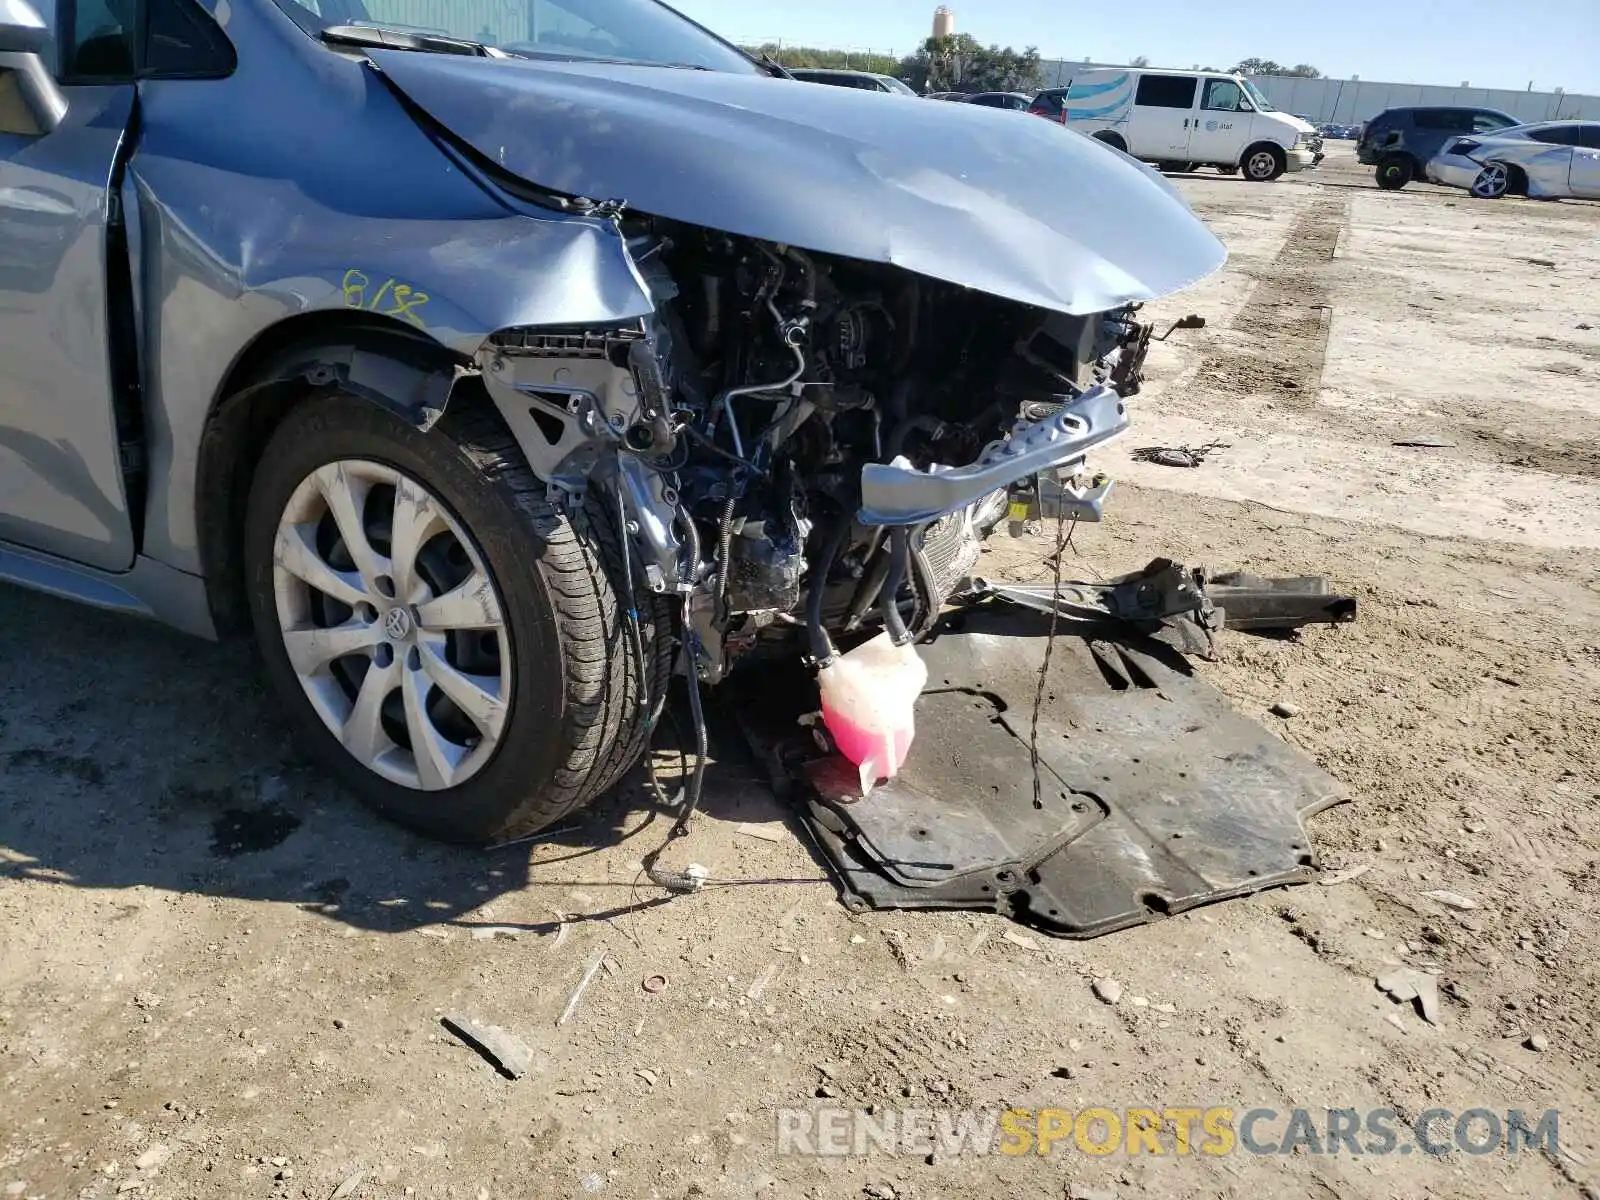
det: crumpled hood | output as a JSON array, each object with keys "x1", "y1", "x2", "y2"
[{"x1": 368, "y1": 52, "x2": 1226, "y2": 316}]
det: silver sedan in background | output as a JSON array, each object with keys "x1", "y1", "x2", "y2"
[{"x1": 1427, "y1": 120, "x2": 1600, "y2": 199}]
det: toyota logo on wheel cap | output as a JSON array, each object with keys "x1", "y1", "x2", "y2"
[{"x1": 384, "y1": 607, "x2": 413, "y2": 640}]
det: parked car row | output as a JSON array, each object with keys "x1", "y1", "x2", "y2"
[
  {"x1": 791, "y1": 74, "x2": 1034, "y2": 111},
  {"x1": 784, "y1": 71, "x2": 1600, "y2": 203},
  {"x1": 788, "y1": 66, "x2": 1319, "y2": 183},
  {"x1": 1357, "y1": 106, "x2": 1600, "y2": 199},
  {"x1": 1357, "y1": 105, "x2": 1523, "y2": 188},
  {"x1": 784, "y1": 67, "x2": 919, "y2": 96}
]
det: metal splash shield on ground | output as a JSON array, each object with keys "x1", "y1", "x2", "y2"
[{"x1": 739, "y1": 602, "x2": 1349, "y2": 939}]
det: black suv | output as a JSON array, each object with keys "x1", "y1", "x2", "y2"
[{"x1": 1358, "y1": 106, "x2": 1521, "y2": 189}]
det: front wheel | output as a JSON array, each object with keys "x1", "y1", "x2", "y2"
[
  {"x1": 1244, "y1": 144, "x2": 1287, "y2": 182},
  {"x1": 242, "y1": 390, "x2": 669, "y2": 844}
]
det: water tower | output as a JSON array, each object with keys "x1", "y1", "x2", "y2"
[{"x1": 932, "y1": 6, "x2": 955, "y2": 38}]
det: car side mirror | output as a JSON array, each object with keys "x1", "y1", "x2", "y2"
[
  {"x1": 0, "y1": 0, "x2": 67, "y2": 135},
  {"x1": 1237, "y1": 97, "x2": 1254, "y2": 112}
]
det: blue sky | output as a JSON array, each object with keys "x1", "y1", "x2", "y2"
[{"x1": 669, "y1": 0, "x2": 1600, "y2": 95}]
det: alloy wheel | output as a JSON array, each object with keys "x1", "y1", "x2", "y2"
[
  {"x1": 1470, "y1": 163, "x2": 1509, "y2": 199},
  {"x1": 271, "y1": 459, "x2": 511, "y2": 791}
]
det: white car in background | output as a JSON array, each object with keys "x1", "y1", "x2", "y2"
[{"x1": 1426, "y1": 120, "x2": 1600, "y2": 199}]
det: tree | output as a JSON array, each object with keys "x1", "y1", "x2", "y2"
[
  {"x1": 1130, "y1": 55, "x2": 1150, "y2": 67},
  {"x1": 1230, "y1": 57, "x2": 1321, "y2": 78},
  {"x1": 898, "y1": 34, "x2": 1043, "y2": 94}
]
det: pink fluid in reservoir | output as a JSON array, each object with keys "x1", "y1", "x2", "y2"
[
  {"x1": 816, "y1": 633, "x2": 929, "y2": 795},
  {"x1": 820, "y1": 698, "x2": 916, "y2": 779}
]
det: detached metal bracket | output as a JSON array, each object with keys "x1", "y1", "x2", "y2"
[
  {"x1": 1206, "y1": 572, "x2": 1359, "y2": 631},
  {"x1": 970, "y1": 559, "x2": 1357, "y2": 657},
  {"x1": 858, "y1": 384, "x2": 1129, "y2": 527},
  {"x1": 973, "y1": 558, "x2": 1215, "y2": 625}
]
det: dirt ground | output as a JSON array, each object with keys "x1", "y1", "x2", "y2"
[{"x1": 3, "y1": 144, "x2": 1599, "y2": 1200}]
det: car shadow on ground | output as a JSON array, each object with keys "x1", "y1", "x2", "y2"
[{"x1": 0, "y1": 582, "x2": 828, "y2": 935}]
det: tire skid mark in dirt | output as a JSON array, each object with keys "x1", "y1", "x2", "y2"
[
  {"x1": 1196, "y1": 189, "x2": 1350, "y2": 403},
  {"x1": 1458, "y1": 421, "x2": 1600, "y2": 481}
]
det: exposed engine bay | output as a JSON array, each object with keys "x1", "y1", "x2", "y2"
[{"x1": 478, "y1": 222, "x2": 1155, "y2": 685}]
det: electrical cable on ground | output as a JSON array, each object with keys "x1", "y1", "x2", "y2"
[{"x1": 1028, "y1": 510, "x2": 1075, "y2": 812}]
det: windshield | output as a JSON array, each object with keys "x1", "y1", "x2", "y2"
[
  {"x1": 880, "y1": 75, "x2": 918, "y2": 97},
  {"x1": 1240, "y1": 78, "x2": 1276, "y2": 112},
  {"x1": 276, "y1": 0, "x2": 762, "y2": 72}
]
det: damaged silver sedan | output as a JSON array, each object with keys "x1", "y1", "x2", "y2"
[
  {"x1": 1426, "y1": 121, "x2": 1600, "y2": 200},
  {"x1": 0, "y1": 0, "x2": 1224, "y2": 842}
]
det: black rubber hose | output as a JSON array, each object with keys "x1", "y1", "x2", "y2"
[
  {"x1": 713, "y1": 491, "x2": 737, "y2": 610},
  {"x1": 844, "y1": 542, "x2": 891, "y2": 631},
  {"x1": 908, "y1": 529, "x2": 944, "y2": 640},
  {"x1": 806, "y1": 517, "x2": 850, "y2": 665},
  {"x1": 881, "y1": 527, "x2": 912, "y2": 646},
  {"x1": 683, "y1": 426, "x2": 764, "y2": 475},
  {"x1": 676, "y1": 503, "x2": 701, "y2": 590}
]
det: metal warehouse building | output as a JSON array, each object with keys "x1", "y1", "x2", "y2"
[{"x1": 1244, "y1": 76, "x2": 1598, "y2": 124}]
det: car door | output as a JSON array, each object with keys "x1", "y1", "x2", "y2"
[
  {"x1": 1571, "y1": 125, "x2": 1600, "y2": 198},
  {"x1": 1522, "y1": 124, "x2": 1580, "y2": 195},
  {"x1": 0, "y1": 0, "x2": 136, "y2": 571},
  {"x1": 1130, "y1": 73, "x2": 1197, "y2": 158},
  {"x1": 1189, "y1": 77, "x2": 1250, "y2": 165}
]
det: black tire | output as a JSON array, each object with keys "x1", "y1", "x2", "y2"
[
  {"x1": 1243, "y1": 143, "x2": 1287, "y2": 182},
  {"x1": 243, "y1": 389, "x2": 671, "y2": 844},
  {"x1": 1375, "y1": 154, "x2": 1413, "y2": 190},
  {"x1": 1092, "y1": 130, "x2": 1128, "y2": 152}
]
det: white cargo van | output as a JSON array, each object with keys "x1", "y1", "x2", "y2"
[{"x1": 1030, "y1": 69, "x2": 1318, "y2": 180}]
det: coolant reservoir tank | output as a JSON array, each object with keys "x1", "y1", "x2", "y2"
[{"x1": 817, "y1": 633, "x2": 928, "y2": 795}]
